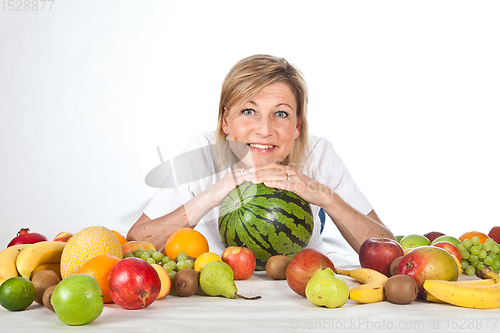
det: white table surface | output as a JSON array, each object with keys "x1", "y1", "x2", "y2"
[{"x1": 2, "y1": 230, "x2": 500, "y2": 332}]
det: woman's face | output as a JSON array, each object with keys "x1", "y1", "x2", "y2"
[{"x1": 223, "y1": 81, "x2": 301, "y2": 168}]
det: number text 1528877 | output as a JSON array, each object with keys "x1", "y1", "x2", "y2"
[{"x1": 1, "y1": 0, "x2": 55, "y2": 11}]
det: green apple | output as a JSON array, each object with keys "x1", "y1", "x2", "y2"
[
  {"x1": 395, "y1": 235, "x2": 405, "y2": 243},
  {"x1": 431, "y1": 235, "x2": 462, "y2": 247},
  {"x1": 399, "y1": 234, "x2": 430, "y2": 250},
  {"x1": 51, "y1": 274, "x2": 103, "y2": 326}
]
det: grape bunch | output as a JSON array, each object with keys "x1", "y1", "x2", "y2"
[
  {"x1": 123, "y1": 249, "x2": 194, "y2": 280},
  {"x1": 457, "y1": 236, "x2": 500, "y2": 276}
]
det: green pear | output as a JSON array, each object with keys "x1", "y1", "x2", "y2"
[
  {"x1": 199, "y1": 261, "x2": 261, "y2": 300},
  {"x1": 305, "y1": 260, "x2": 349, "y2": 308}
]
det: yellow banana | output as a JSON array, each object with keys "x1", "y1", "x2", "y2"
[
  {"x1": 423, "y1": 278, "x2": 496, "y2": 304},
  {"x1": 32, "y1": 262, "x2": 62, "y2": 279},
  {"x1": 16, "y1": 241, "x2": 66, "y2": 280},
  {"x1": 336, "y1": 268, "x2": 388, "y2": 304},
  {"x1": 0, "y1": 244, "x2": 31, "y2": 284},
  {"x1": 423, "y1": 267, "x2": 500, "y2": 309}
]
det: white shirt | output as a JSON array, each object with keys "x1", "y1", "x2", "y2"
[{"x1": 143, "y1": 131, "x2": 372, "y2": 256}]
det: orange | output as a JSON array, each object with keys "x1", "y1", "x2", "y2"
[
  {"x1": 164, "y1": 228, "x2": 209, "y2": 260},
  {"x1": 112, "y1": 230, "x2": 128, "y2": 246},
  {"x1": 458, "y1": 231, "x2": 489, "y2": 244},
  {"x1": 77, "y1": 254, "x2": 121, "y2": 303},
  {"x1": 60, "y1": 226, "x2": 122, "y2": 279}
]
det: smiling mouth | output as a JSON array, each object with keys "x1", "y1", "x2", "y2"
[{"x1": 248, "y1": 143, "x2": 276, "y2": 149}]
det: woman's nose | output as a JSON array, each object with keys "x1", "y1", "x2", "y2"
[{"x1": 254, "y1": 117, "x2": 273, "y2": 136}]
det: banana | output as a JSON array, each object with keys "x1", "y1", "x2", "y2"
[
  {"x1": 423, "y1": 278, "x2": 496, "y2": 304},
  {"x1": 0, "y1": 244, "x2": 31, "y2": 284},
  {"x1": 336, "y1": 268, "x2": 388, "y2": 304},
  {"x1": 16, "y1": 241, "x2": 66, "y2": 280},
  {"x1": 423, "y1": 267, "x2": 500, "y2": 309},
  {"x1": 32, "y1": 262, "x2": 62, "y2": 279}
]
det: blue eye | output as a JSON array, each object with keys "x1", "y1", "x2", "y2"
[
  {"x1": 242, "y1": 109, "x2": 255, "y2": 115},
  {"x1": 276, "y1": 111, "x2": 289, "y2": 118}
]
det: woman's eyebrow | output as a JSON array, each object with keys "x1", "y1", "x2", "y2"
[{"x1": 247, "y1": 101, "x2": 293, "y2": 109}]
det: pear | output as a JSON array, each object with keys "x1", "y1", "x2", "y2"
[
  {"x1": 305, "y1": 260, "x2": 349, "y2": 308},
  {"x1": 199, "y1": 261, "x2": 261, "y2": 300}
]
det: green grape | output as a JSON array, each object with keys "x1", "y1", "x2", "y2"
[
  {"x1": 470, "y1": 260, "x2": 480, "y2": 268},
  {"x1": 168, "y1": 270, "x2": 176, "y2": 280},
  {"x1": 139, "y1": 252, "x2": 151, "y2": 261},
  {"x1": 146, "y1": 257, "x2": 156, "y2": 264},
  {"x1": 134, "y1": 248, "x2": 145, "y2": 257},
  {"x1": 164, "y1": 261, "x2": 177, "y2": 272},
  {"x1": 124, "y1": 252, "x2": 135, "y2": 258},
  {"x1": 484, "y1": 243, "x2": 493, "y2": 252},
  {"x1": 471, "y1": 236, "x2": 481, "y2": 246},
  {"x1": 484, "y1": 255, "x2": 495, "y2": 266},
  {"x1": 152, "y1": 251, "x2": 164, "y2": 263},
  {"x1": 465, "y1": 265, "x2": 476, "y2": 276},
  {"x1": 176, "y1": 260, "x2": 187, "y2": 270},
  {"x1": 492, "y1": 260, "x2": 500, "y2": 271},
  {"x1": 462, "y1": 239, "x2": 472, "y2": 249},
  {"x1": 185, "y1": 259, "x2": 194, "y2": 269},
  {"x1": 479, "y1": 250, "x2": 488, "y2": 259},
  {"x1": 470, "y1": 245, "x2": 481, "y2": 255},
  {"x1": 456, "y1": 243, "x2": 466, "y2": 252},
  {"x1": 161, "y1": 256, "x2": 171, "y2": 265},
  {"x1": 485, "y1": 237, "x2": 495, "y2": 244},
  {"x1": 461, "y1": 260, "x2": 470, "y2": 269},
  {"x1": 489, "y1": 253, "x2": 499, "y2": 261},
  {"x1": 177, "y1": 252, "x2": 188, "y2": 262},
  {"x1": 469, "y1": 254, "x2": 479, "y2": 262},
  {"x1": 477, "y1": 262, "x2": 486, "y2": 271},
  {"x1": 491, "y1": 244, "x2": 500, "y2": 254},
  {"x1": 146, "y1": 249, "x2": 155, "y2": 256},
  {"x1": 461, "y1": 251, "x2": 470, "y2": 260}
]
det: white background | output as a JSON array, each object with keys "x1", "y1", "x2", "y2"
[{"x1": 1, "y1": 0, "x2": 499, "y2": 247}]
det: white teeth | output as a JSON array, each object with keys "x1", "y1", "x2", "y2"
[{"x1": 249, "y1": 143, "x2": 274, "y2": 149}]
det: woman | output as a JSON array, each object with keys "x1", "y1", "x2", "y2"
[{"x1": 128, "y1": 54, "x2": 395, "y2": 257}]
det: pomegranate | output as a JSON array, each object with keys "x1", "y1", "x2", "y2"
[
  {"x1": 7, "y1": 228, "x2": 47, "y2": 247},
  {"x1": 108, "y1": 257, "x2": 160, "y2": 310}
]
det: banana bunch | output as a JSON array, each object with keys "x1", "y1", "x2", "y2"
[
  {"x1": 336, "y1": 268, "x2": 388, "y2": 303},
  {"x1": 0, "y1": 241, "x2": 65, "y2": 284},
  {"x1": 423, "y1": 267, "x2": 500, "y2": 309}
]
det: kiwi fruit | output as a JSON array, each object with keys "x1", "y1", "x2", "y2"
[
  {"x1": 172, "y1": 268, "x2": 199, "y2": 297},
  {"x1": 389, "y1": 256, "x2": 403, "y2": 276},
  {"x1": 266, "y1": 255, "x2": 291, "y2": 280},
  {"x1": 42, "y1": 285, "x2": 57, "y2": 312},
  {"x1": 384, "y1": 274, "x2": 418, "y2": 304},
  {"x1": 31, "y1": 270, "x2": 60, "y2": 304}
]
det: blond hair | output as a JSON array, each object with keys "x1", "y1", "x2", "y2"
[{"x1": 215, "y1": 54, "x2": 309, "y2": 171}]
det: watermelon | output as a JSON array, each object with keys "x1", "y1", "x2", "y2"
[{"x1": 218, "y1": 182, "x2": 314, "y2": 270}]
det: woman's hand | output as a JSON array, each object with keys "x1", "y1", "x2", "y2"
[
  {"x1": 205, "y1": 167, "x2": 255, "y2": 208},
  {"x1": 248, "y1": 163, "x2": 331, "y2": 207}
]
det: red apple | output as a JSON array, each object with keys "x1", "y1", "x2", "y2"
[
  {"x1": 7, "y1": 228, "x2": 47, "y2": 247},
  {"x1": 423, "y1": 231, "x2": 445, "y2": 243},
  {"x1": 432, "y1": 241, "x2": 461, "y2": 261},
  {"x1": 108, "y1": 257, "x2": 160, "y2": 309},
  {"x1": 221, "y1": 246, "x2": 256, "y2": 280},
  {"x1": 53, "y1": 232, "x2": 73, "y2": 242},
  {"x1": 396, "y1": 246, "x2": 459, "y2": 298},
  {"x1": 285, "y1": 249, "x2": 335, "y2": 297},
  {"x1": 359, "y1": 238, "x2": 404, "y2": 277},
  {"x1": 488, "y1": 226, "x2": 500, "y2": 244}
]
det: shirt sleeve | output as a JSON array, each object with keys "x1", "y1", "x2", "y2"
[
  {"x1": 143, "y1": 131, "x2": 216, "y2": 221},
  {"x1": 308, "y1": 136, "x2": 373, "y2": 215}
]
